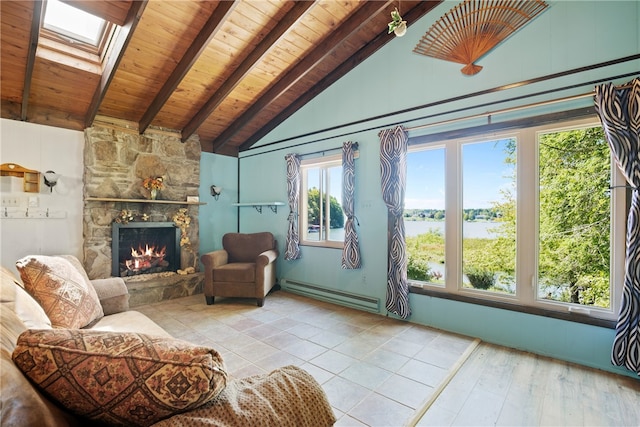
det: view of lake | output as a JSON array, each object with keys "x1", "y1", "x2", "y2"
[
  {"x1": 315, "y1": 220, "x2": 499, "y2": 241},
  {"x1": 405, "y1": 220, "x2": 500, "y2": 239}
]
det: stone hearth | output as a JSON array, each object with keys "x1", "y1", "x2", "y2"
[
  {"x1": 125, "y1": 272, "x2": 204, "y2": 307},
  {"x1": 82, "y1": 124, "x2": 204, "y2": 303}
]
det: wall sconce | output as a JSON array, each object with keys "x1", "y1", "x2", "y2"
[
  {"x1": 43, "y1": 170, "x2": 60, "y2": 192},
  {"x1": 210, "y1": 185, "x2": 222, "y2": 200}
]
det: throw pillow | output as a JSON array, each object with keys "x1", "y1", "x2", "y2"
[
  {"x1": 1, "y1": 267, "x2": 52, "y2": 329},
  {"x1": 15, "y1": 255, "x2": 103, "y2": 328},
  {"x1": 12, "y1": 329, "x2": 228, "y2": 427}
]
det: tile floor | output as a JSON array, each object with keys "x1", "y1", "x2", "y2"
[
  {"x1": 136, "y1": 290, "x2": 640, "y2": 427},
  {"x1": 135, "y1": 290, "x2": 476, "y2": 426}
]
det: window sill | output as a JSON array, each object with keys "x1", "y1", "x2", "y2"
[
  {"x1": 409, "y1": 284, "x2": 616, "y2": 329},
  {"x1": 300, "y1": 242, "x2": 344, "y2": 249}
]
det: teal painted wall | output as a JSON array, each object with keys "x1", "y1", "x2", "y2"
[
  {"x1": 199, "y1": 152, "x2": 239, "y2": 257},
  {"x1": 218, "y1": 1, "x2": 639, "y2": 377}
]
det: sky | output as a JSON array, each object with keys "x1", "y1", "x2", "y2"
[
  {"x1": 405, "y1": 138, "x2": 515, "y2": 210},
  {"x1": 44, "y1": 0, "x2": 104, "y2": 45}
]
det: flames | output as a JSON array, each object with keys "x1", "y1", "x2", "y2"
[{"x1": 125, "y1": 244, "x2": 166, "y2": 271}]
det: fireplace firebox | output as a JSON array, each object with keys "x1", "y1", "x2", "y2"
[{"x1": 112, "y1": 222, "x2": 181, "y2": 277}]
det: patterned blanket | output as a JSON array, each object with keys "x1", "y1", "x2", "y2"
[{"x1": 155, "y1": 365, "x2": 336, "y2": 426}]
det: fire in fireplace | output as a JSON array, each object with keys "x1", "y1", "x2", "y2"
[{"x1": 112, "y1": 222, "x2": 181, "y2": 277}]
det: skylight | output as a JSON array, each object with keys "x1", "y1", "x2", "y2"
[{"x1": 43, "y1": 0, "x2": 105, "y2": 46}]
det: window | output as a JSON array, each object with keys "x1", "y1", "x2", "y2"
[
  {"x1": 43, "y1": 0, "x2": 106, "y2": 46},
  {"x1": 406, "y1": 146, "x2": 446, "y2": 284},
  {"x1": 300, "y1": 155, "x2": 344, "y2": 248},
  {"x1": 40, "y1": 0, "x2": 116, "y2": 63},
  {"x1": 406, "y1": 118, "x2": 625, "y2": 321}
]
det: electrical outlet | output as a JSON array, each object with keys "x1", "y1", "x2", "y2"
[
  {"x1": 28, "y1": 196, "x2": 39, "y2": 207},
  {"x1": 1, "y1": 196, "x2": 19, "y2": 207}
]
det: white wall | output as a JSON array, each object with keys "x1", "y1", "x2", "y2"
[{"x1": 0, "y1": 119, "x2": 85, "y2": 275}]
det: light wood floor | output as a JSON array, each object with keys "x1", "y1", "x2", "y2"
[{"x1": 417, "y1": 342, "x2": 640, "y2": 427}]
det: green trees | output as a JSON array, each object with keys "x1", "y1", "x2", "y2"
[
  {"x1": 307, "y1": 187, "x2": 344, "y2": 229},
  {"x1": 537, "y1": 127, "x2": 610, "y2": 306}
]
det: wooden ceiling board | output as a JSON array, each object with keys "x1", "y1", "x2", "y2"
[
  {"x1": 0, "y1": 2, "x2": 33, "y2": 102},
  {"x1": 29, "y1": 60, "x2": 97, "y2": 115},
  {"x1": 151, "y1": 2, "x2": 288, "y2": 130},
  {"x1": 151, "y1": 53, "x2": 235, "y2": 128},
  {"x1": 98, "y1": 2, "x2": 210, "y2": 121}
]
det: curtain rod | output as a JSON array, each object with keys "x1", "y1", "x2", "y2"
[
  {"x1": 406, "y1": 92, "x2": 592, "y2": 132},
  {"x1": 241, "y1": 54, "x2": 639, "y2": 154},
  {"x1": 284, "y1": 142, "x2": 358, "y2": 159},
  {"x1": 405, "y1": 76, "x2": 639, "y2": 132},
  {"x1": 242, "y1": 70, "x2": 638, "y2": 160}
]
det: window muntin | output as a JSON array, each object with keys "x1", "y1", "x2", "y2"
[
  {"x1": 300, "y1": 155, "x2": 344, "y2": 248},
  {"x1": 406, "y1": 118, "x2": 624, "y2": 321}
]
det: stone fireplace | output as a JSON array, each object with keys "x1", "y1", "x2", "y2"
[{"x1": 82, "y1": 123, "x2": 204, "y2": 305}]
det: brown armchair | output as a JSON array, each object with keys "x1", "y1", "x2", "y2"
[{"x1": 201, "y1": 232, "x2": 278, "y2": 307}]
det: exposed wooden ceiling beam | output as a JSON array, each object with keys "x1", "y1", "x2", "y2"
[
  {"x1": 139, "y1": 1, "x2": 239, "y2": 135},
  {"x1": 21, "y1": 0, "x2": 43, "y2": 121},
  {"x1": 239, "y1": 1, "x2": 444, "y2": 152},
  {"x1": 209, "y1": 0, "x2": 394, "y2": 153},
  {"x1": 180, "y1": 1, "x2": 317, "y2": 143},
  {"x1": 84, "y1": 1, "x2": 147, "y2": 128}
]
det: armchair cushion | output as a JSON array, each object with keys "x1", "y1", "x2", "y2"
[
  {"x1": 213, "y1": 263, "x2": 255, "y2": 283},
  {"x1": 223, "y1": 232, "x2": 276, "y2": 262}
]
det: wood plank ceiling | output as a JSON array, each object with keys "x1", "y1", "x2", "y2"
[{"x1": 1, "y1": 1, "x2": 442, "y2": 156}]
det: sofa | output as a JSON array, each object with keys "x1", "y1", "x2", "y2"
[{"x1": 1, "y1": 255, "x2": 336, "y2": 426}]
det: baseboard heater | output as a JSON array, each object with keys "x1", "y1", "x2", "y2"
[{"x1": 281, "y1": 279, "x2": 380, "y2": 313}]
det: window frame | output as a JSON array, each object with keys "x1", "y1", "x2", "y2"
[
  {"x1": 299, "y1": 154, "x2": 344, "y2": 249},
  {"x1": 407, "y1": 117, "x2": 624, "y2": 323}
]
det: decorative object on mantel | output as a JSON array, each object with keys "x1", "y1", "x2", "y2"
[
  {"x1": 413, "y1": 0, "x2": 548, "y2": 75},
  {"x1": 142, "y1": 176, "x2": 164, "y2": 200},
  {"x1": 173, "y1": 208, "x2": 196, "y2": 274},
  {"x1": 387, "y1": 7, "x2": 407, "y2": 37},
  {"x1": 115, "y1": 210, "x2": 133, "y2": 224},
  {"x1": 114, "y1": 210, "x2": 150, "y2": 224}
]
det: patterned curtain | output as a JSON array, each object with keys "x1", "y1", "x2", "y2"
[
  {"x1": 284, "y1": 153, "x2": 302, "y2": 260},
  {"x1": 379, "y1": 125, "x2": 410, "y2": 319},
  {"x1": 341, "y1": 141, "x2": 361, "y2": 269},
  {"x1": 594, "y1": 78, "x2": 640, "y2": 374}
]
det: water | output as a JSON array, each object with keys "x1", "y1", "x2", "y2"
[
  {"x1": 314, "y1": 220, "x2": 498, "y2": 242},
  {"x1": 404, "y1": 220, "x2": 499, "y2": 238}
]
